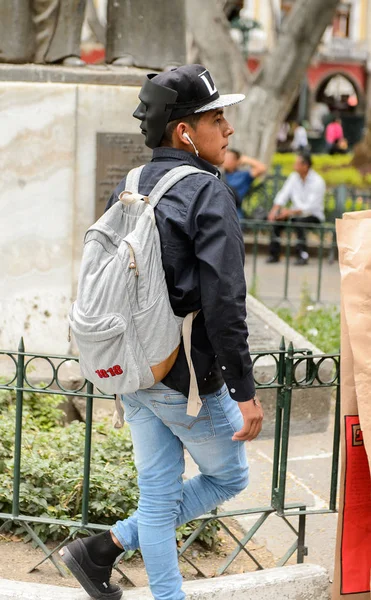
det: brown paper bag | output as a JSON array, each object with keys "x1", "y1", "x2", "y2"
[{"x1": 333, "y1": 211, "x2": 371, "y2": 599}]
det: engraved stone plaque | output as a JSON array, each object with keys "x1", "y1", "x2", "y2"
[{"x1": 95, "y1": 132, "x2": 152, "y2": 219}]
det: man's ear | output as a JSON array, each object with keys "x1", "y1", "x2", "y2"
[{"x1": 175, "y1": 122, "x2": 188, "y2": 145}]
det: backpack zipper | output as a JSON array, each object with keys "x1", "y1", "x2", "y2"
[
  {"x1": 127, "y1": 243, "x2": 139, "y2": 277},
  {"x1": 127, "y1": 242, "x2": 139, "y2": 309}
]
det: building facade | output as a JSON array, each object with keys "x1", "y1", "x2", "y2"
[{"x1": 241, "y1": 0, "x2": 370, "y2": 145}]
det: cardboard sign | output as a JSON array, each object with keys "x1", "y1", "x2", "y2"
[{"x1": 333, "y1": 211, "x2": 371, "y2": 599}]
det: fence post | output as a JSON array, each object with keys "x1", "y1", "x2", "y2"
[
  {"x1": 283, "y1": 226, "x2": 291, "y2": 301},
  {"x1": 316, "y1": 227, "x2": 325, "y2": 303},
  {"x1": 330, "y1": 376, "x2": 341, "y2": 511},
  {"x1": 271, "y1": 337, "x2": 286, "y2": 508},
  {"x1": 305, "y1": 349, "x2": 315, "y2": 382},
  {"x1": 276, "y1": 341, "x2": 294, "y2": 515},
  {"x1": 81, "y1": 381, "x2": 94, "y2": 527},
  {"x1": 12, "y1": 338, "x2": 25, "y2": 518},
  {"x1": 273, "y1": 166, "x2": 282, "y2": 198}
]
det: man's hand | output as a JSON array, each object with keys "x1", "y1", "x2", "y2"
[
  {"x1": 275, "y1": 208, "x2": 291, "y2": 220},
  {"x1": 267, "y1": 205, "x2": 280, "y2": 222},
  {"x1": 232, "y1": 397, "x2": 264, "y2": 442},
  {"x1": 267, "y1": 208, "x2": 277, "y2": 222}
]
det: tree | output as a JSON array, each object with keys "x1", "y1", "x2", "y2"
[
  {"x1": 351, "y1": 116, "x2": 371, "y2": 174},
  {"x1": 187, "y1": 0, "x2": 340, "y2": 163}
]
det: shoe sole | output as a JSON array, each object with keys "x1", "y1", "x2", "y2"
[{"x1": 59, "y1": 546, "x2": 123, "y2": 600}]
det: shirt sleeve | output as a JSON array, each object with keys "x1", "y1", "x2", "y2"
[
  {"x1": 187, "y1": 179, "x2": 255, "y2": 402},
  {"x1": 273, "y1": 174, "x2": 294, "y2": 207}
]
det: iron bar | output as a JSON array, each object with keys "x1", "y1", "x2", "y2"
[
  {"x1": 12, "y1": 338, "x2": 25, "y2": 518},
  {"x1": 82, "y1": 381, "x2": 94, "y2": 526}
]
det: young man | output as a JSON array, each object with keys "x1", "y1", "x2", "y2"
[
  {"x1": 60, "y1": 64, "x2": 263, "y2": 600},
  {"x1": 223, "y1": 148, "x2": 267, "y2": 218},
  {"x1": 267, "y1": 151, "x2": 325, "y2": 265}
]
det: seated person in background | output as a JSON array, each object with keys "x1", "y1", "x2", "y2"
[
  {"x1": 290, "y1": 121, "x2": 308, "y2": 151},
  {"x1": 223, "y1": 149, "x2": 267, "y2": 218},
  {"x1": 266, "y1": 151, "x2": 325, "y2": 266},
  {"x1": 325, "y1": 116, "x2": 348, "y2": 155}
]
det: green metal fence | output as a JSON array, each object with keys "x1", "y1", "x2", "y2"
[
  {"x1": 244, "y1": 166, "x2": 371, "y2": 223},
  {"x1": 241, "y1": 219, "x2": 337, "y2": 303},
  {"x1": 0, "y1": 338, "x2": 340, "y2": 581}
]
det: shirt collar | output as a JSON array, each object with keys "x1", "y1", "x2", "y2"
[
  {"x1": 152, "y1": 147, "x2": 220, "y2": 178},
  {"x1": 296, "y1": 168, "x2": 315, "y2": 183}
]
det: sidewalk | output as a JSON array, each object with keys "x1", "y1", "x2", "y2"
[
  {"x1": 0, "y1": 564, "x2": 330, "y2": 600},
  {"x1": 245, "y1": 253, "x2": 340, "y2": 308}
]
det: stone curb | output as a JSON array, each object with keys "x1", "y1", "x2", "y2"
[
  {"x1": 0, "y1": 564, "x2": 330, "y2": 599},
  {"x1": 246, "y1": 293, "x2": 324, "y2": 355}
]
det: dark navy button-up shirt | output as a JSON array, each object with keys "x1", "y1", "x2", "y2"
[{"x1": 106, "y1": 147, "x2": 255, "y2": 402}]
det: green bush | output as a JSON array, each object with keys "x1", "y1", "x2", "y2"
[
  {"x1": 271, "y1": 153, "x2": 371, "y2": 190},
  {"x1": 0, "y1": 387, "x2": 219, "y2": 548}
]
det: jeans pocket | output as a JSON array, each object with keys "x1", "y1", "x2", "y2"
[
  {"x1": 151, "y1": 393, "x2": 215, "y2": 443},
  {"x1": 121, "y1": 397, "x2": 141, "y2": 422},
  {"x1": 215, "y1": 384, "x2": 229, "y2": 399},
  {"x1": 217, "y1": 391, "x2": 244, "y2": 434}
]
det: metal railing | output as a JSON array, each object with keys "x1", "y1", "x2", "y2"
[
  {"x1": 0, "y1": 339, "x2": 340, "y2": 580},
  {"x1": 244, "y1": 166, "x2": 371, "y2": 223},
  {"x1": 241, "y1": 219, "x2": 337, "y2": 303}
]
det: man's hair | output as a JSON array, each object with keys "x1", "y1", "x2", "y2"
[
  {"x1": 297, "y1": 150, "x2": 312, "y2": 168},
  {"x1": 161, "y1": 113, "x2": 203, "y2": 146},
  {"x1": 227, "y1": 148, "x2": 241, "y2": 159}
]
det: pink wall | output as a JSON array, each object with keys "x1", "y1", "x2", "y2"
[{"x1": 307, "y1": 62, "x2": 366, "y2": 93}]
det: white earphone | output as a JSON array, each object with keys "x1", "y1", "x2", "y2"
[{"x1": 182, "y1": 132, "x2": 199, "y2": 157}]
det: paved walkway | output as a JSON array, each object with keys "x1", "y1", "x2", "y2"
[{"x1": 244, "y1": 254, "x2": 340, "y2": 309}]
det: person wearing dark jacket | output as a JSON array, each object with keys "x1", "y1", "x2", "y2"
[{"x1": 60, "y1": 64, "x2": 263, "y2": 600}]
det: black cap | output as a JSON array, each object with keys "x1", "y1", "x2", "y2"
[{"x1": 133, "y1": 64, "x2": 245, "y2": 148}]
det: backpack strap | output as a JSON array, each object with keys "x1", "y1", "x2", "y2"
[
  {"x1": 125, "y1": 165, "x2": 146, "y2": 194},
  {"x1": 182, "y1": 311, "x2": 203, "y2": 417},
  {"x1": 149, "y1": 165, "x2": 216, "y2": 208},
  {"x1": 148, "y1": 165, "x2": 217, "y2": 417}
]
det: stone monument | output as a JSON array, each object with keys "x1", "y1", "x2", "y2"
[
  {"x1": 0, "y1": 0, "x2": 86, "y2": 65},
  {"x1": 0, "y1": 0, "x2": 186, "y2": 69},
  {"x1": 0, "y1": 0, "x2": 186, "y2": 354},
  {"x1": 106, "y1": 0, "x2": 186, "y2": 69}
]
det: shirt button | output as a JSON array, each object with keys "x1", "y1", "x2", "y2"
[
  {"x1": 231, "y1": 388, "x2": 236, "y2": 393},
  {"x1": 222, "y1": 366, "x2": 226, "y2": 370}
]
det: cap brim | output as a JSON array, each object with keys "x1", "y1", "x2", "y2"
[{"x1": 194, "y1": 93, "x2": 245, "y2": 113}]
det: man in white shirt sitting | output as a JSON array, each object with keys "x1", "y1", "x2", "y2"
[{"x1": 266, "y1": 152, "x2": 325, "y2": 266}]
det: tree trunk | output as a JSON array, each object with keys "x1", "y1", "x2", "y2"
[
  {"x1": 351, "y1": 111, "x2": 371, "y2": 174},
  {"x1": 187, "y1": 0, "x2": 340, "y2": 163},
  {"x1": 235, "y1": 0, "x2": 339, "y2": 161},
  {"x1": 186, "y1": 0, "x2": 250, "y2": 94}
]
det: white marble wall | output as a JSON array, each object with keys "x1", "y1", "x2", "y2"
[{"x1": 0, "y1": 81, "x2": 141, "y2": 354}]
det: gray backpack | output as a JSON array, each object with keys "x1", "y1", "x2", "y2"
[{"x1": 69, "y1": 165, "x2": 212, "y2": 419}]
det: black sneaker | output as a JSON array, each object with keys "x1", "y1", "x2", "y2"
[
  {"x1": 59, "y1": 539, "x2": 123, "y2": 600},
  {"x1": 266, "y1": 256, "x2": 280, "y2": 263}
]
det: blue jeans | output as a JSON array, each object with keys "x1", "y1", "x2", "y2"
[{"x1": 111, "y1": 382, "x2": 249, "y2": 600}]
